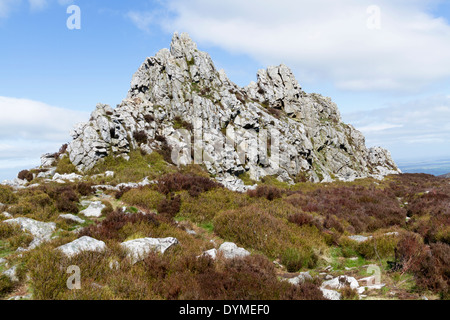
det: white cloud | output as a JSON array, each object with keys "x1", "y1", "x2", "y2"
[
  {"x1": 343, "y1": 95, "x2": 450, "y2": 159},
  {"x1": 0, "y1": 0, "x2": 19, "y2": 18},
  {"x1": 127, "y1": 11, "x2": 156, "y2": 33},
  {"x1": 0, "y1": 97, "x2": 88, "y2": 180},
  {"x1": 28, "y1": 0, "x2": 47, "y2": 11},
  {"x1": 0, "y1": 0, "x2": 72, "y2": 18},
  {"x1": 137, "y1": 0, "x2": 450, "y2": 92},
  {"x1": 0, "y1": 96, "x2": 89, "y2": 141},
  {"x1": 356, "y1": 123, "x2": 403, "y2": 133}
]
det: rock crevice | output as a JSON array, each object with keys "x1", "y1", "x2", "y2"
[{"x1": 63, "y1": 32, "x2": 400, "y2": 186}]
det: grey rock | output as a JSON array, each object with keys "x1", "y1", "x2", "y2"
[
  {"x1": 2, "y1": 265, "x2": 18, "y2": 282},
  {"x1": 349, "y1": 232, "x2": 398, "y2": 243},
  {"x1": 320, "y1": 288, "x2": 341, "y2": 300},
  {"x1": 63, "y1": 32, "x2": 400, "y2": 187},
  {"x1": 40, "y1": 153, "x2": 56, "y2": 167},
  {"x1": 8, "y1": 294, "x2": 33, "y2": 300},
  {"x1": 1, "y1": 178, "x2": 27, "y2": 190},
  {"x1": 348, "y1": 235, "x2": 372, "y2": 243},
  {"x1": 52, "y1": 173, "x2": 83, "y2": 182},
  {"x1": 286, "y1": 272, "x2": 313, "y2": 285},
  {"x1": 1, "y1": 212, "x2": 12, "y2": 218},
  {"x1": 57, "y1": 236, "x2": 106, "y2": 257},
  {"x1": 121, "y1": 237, "x2": 179, "y2": 264},
  {"x1": 37, "y1": 168, "x2": 55, "y2": 179},
  {"x1": 4, "y1": 217, "x2": 56, "y2": 249},
  {"x1": 80, "y1": 201, "x2": 105, "y2": 218},
  {"x1": 218, "y1": 242, "x2": 251, "y2": 259},
  {"x1": 59, "y1": 214, "x2": 85, "y2": 224},
  {"x1": 201, "y1": 248, "x2": 218, "y2": 260},
  {"x1": 321, "y1": 275, "x2": 359, "y2": 290}
]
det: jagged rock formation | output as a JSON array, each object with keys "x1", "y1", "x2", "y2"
[{"x1": 65, "y1": 32, "x2": 400, "y2": 186}]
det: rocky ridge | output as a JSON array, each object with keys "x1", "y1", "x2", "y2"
[{"x1": 58, "y1": 32, "x2": 399, "y2": 189}]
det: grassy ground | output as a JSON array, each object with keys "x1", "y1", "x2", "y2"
[{"x1": 0, "y1": 152, "x2": 449, "y2": 300}]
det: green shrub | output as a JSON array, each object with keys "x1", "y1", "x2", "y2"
[
  {"x1": 280, "y1": 247, "x2": 317, "y2": 272},
  {"x1": 89, "y1": 150, "x2": 172, "y2": 184},
  {"x1": 101, "y1": 200, "x2": 114, "y2": 216},
  {"x1": 0, "y1": 275, "x2": 15, "y2": 298},
  {"x1": 0, "y1": 186, "x2": 17, "y2": 204},
  {"x1": 352, "y1": 234, "x2": 400, "y2": 259},
  {"x1": 0, "y1": 223, "x2": 20, "y2": 240},
  {"x1": 121, "y1": 187, "x2": 166, "y2": 211},
  {"x1": 8, "y1": 232, "x2": 34, "y2": 251},
  {"x1": 214, "y1": 205, "x2": 324, "y2": 263},
  {"x1": 179, "y1": 189, "x2": 251, "y2": 223},
  {"x1": 55, "y1": 156, "x2": 79, "y2": 175}
]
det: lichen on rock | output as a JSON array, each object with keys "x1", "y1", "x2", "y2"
[{"x1": 61, "y1": 32, "x2": 400, "y2": 188}]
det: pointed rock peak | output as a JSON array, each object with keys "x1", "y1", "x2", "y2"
[
  {"x1": 262, "y1": 64, "x2": 302, "y2": 91},
  {"x1": 170, "y1": 32, "x2": 198, "y2": 59}
]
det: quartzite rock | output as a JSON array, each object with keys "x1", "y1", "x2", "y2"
[{"x1": 59, "y1": 32, "x2": 400, "y2": 187}]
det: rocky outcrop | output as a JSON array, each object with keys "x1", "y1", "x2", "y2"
[{"x1": 62, "y1": 32, "x2": 400, "y2": 185}]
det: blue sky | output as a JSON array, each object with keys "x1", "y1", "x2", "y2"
[{"x1": 1, "y1": 0, "x2": 450, "y2": 180}]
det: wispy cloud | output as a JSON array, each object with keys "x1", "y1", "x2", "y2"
[
  {"x1": 0, "y1": 0, "x2": 18, "y2": 18},
  {"x1": 127, "y1": 11, "x2": 156, "y2": 33},
  {"x1": 343, "y1": 95, "x2": 450, "y2": 160},
  {"x1": 126, "y1": 7, "x2": 168, "y2": 33},
  {"x1": 0, "y1": 0, "x2": 73, "y2": 19},
  {"x1": 135, "y1": 0, "x2": 450, "y2": 92},
  {"x1": 0, "y1": 96, "x2": 89, "y2": 141},
  {"x1": 28, "y1": 0, "x2": 48, "y2": 11},
  {"x1": 0, "y1": 97, "x2": 89, "y2": 179}
]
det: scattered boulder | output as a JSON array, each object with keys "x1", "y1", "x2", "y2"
[
  {"x1": 1, "y1": 178, "x2": 27, "y2": 189},
  {"x1": 80, "y1": 201, "x2": 106, "y2": 218},
  {"x1": 349, "y1": 232, "x2": 399, "y2": 243},
  {"x1": 52, "y1": 173, "x2": 83, "y2": 182},
  {"x1": 40, "y1": 153, "x2": 56, "y2": 167},
  {"x1": 320, "y1": 288, "x2": 341, "y2": 300},
  {"x1": 37, "y1": 168, "x2": 55, "y2": 179},
  {"x1": 56, "y1": 236, "x2": 106, "y2": 257},
  {"x1": 357, "y1": 276, "x2": 386, "y2": 293},
  {"x1": 201, "y1": 248, "x2": 218, "y2": 260},
  {"x1": 321, "y1": 275, "x2": 359, "y2": 290},
  {"x1": 59, "y1": 214, "x2": 85, "y2": 224},
  {"x1": 218, "y1": 242, "x2": 251, "y2": 259},
  {"x1": 121, "y1": 237, "x2": 179, "y2": 264},
  {"x1": 8, "y1": 294, "x2": 33, "y2": 301},
  {"x1": 105, "y1": 171, "x2": 115, "y2": 178},
  {"x1": 348, "y1": 235, "x2": 372, "y2": 243},
  {"x1": 285, "y1": 272, "x2": 313, "y2": 285},
  {"x1": 1, "y1": 212, "x2": 12, "y2": 218},
  {"x1": 4, "y1": 217, "x2": 56, "y2": 249},
  {"x1": 2, "y1": 265, "x2": 18, "y2": 282}
]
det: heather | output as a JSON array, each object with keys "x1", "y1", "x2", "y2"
[{"x1": 1, "y1": 158, "x2": 449, "y2": 300}]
